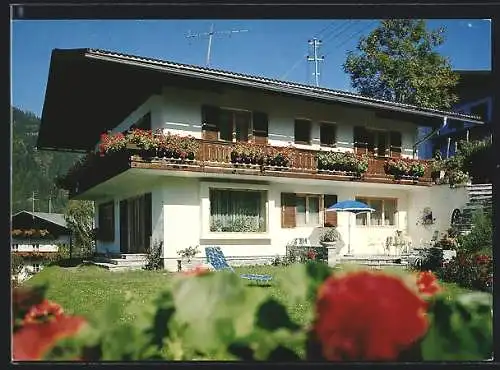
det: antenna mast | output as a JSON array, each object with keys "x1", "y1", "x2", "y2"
[
  {"x1": 187, "y1": 23, "x2": 248, "y2": 67},
  {"x1": 307, "y1": 38, "x2": 324, "y2": 87}
]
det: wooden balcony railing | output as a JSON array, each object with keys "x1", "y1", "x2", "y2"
[{"x1": 65, "y1": 139, "x2": 433, "y2": 197}]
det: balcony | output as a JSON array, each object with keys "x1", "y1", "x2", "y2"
[{"x1": 61, "y1": 139, "x2": 433, "y2": 197}]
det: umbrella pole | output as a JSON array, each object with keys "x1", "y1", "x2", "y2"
[{"x1": 348, "y1": 214, "x2": 351, "y2": 255}]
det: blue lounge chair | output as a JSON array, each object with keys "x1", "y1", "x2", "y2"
[{"x1": 205, "y1": 247, "x2": 272, "y2": 284}]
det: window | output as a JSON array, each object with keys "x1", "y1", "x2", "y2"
[
  {"x1": 211, "y1": 107, "x2": 252, "y2": 142},
  {"x1": 281, "y1": 193, "x2": 322, "y2": 228},
  {"x1": 33, "y1": 244, "x2": 39, "y2": 251},
  {"x1": 353, "y1": 127, "x2": 402, "y2": 157},
  {"x1": 33, "y1": 264, "x2": 40, "y2": 273},
  {"x1": 294, "y1": 119, "x2": 312, "y2": 144},
  {"x1": 12, "y1": 244, "x2": 18, "y2": 251},
  {"x1": 320, "y1": 123, "x2": 337, "y2": 147},
  {"x1": 355, "y1": 197, "x2": 397, "y2": 227},
  {"x1": 210, "y1": 189, "x2": 267, "y2": 232},
  {"x1": 98, "y1": 202, "x2": 115, "y2": 241}
]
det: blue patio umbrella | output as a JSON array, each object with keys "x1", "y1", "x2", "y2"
[{"x1": 326, "y1": 200, "x2": 375, "y2": 255}]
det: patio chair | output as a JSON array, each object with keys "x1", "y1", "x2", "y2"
[{"x1": 204, "y1": 247, "x2": 272, "y2": 284}]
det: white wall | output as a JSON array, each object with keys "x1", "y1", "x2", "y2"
[
  {"x1": 408, "y1": 184, "x2": 469, "y2": 246},
  {"x1": 157, "y1": 86, "x2": 419, "y2": 158},
  {"x1": 11, "y1": 237, "x2": 68, "y2": 252}
]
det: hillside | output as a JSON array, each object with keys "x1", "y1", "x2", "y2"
[{"x1": 12, "y1": 107, "x2": 83, "y2": 213}]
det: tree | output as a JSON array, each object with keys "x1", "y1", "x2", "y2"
[
  {"x1": 343, "y1": 19, "x2": 459, "y2": 109},
  {"x1": 64, "y1": 200, "x2": 95, "y2": 258},
  {"x1": 11, "y1": 254, "x2": 24, "y2": 285}
]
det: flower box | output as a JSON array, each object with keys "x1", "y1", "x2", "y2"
[
  {"x1": 316, "y1": 151, "x2": 368, "y2": 176},
  {"x1": 384, "y1": 159, "x2": 426, "y2": 180}
]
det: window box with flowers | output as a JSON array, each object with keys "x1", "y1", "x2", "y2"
[
  {"x1": 263, "y1": 146, "x2": 293, "y2": 170},
  {"x1": 126, "y1": 129, "x2": 157, "y2": 160},
  {"x1": 156, "y1": 131, "x2": 199, "y2": 162},
  {"x1": 11, "y1": 229, "x2": 56, "y2": 240},
  {"x1": 98, "y1": 132, "x2": 128, "y2": 157},
  {"x1": 230, "y1": 142, "x2": 265, "y2": 168},
  {"x1": 384, "y1": 159, "x2": 426, "y2": 181},
  {"x1": 316, "y1": 151, "x2": 369, "y2": 177}
]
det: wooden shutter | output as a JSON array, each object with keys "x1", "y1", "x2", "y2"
[
  {"x1": 252, "y1": 111, "x2": 268, "y2": 144},
  {"x1": 281, "y1": 193, "x2": 296, "y2": 228},
  {"x1": 323, "y1": 194, "x2": 338, "y2": 227},
  {"x1": 201, "y1": 105, "x2": 220, "y2": 140},
  {"x1": 390, "y1": 131, "x2": 402, "y2": 158}
]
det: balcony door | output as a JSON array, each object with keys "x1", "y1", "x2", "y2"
[
  {"x1": 119, "y1": 193, "x2": 152, "y2": 254},
  {"x1": 219, "y1": 109, "x2": 251, "y2": 142}
]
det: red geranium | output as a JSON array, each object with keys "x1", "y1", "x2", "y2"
[
  {"x1": 23, "y1": 299, "x2": 64, "y2": 325},
  {"x1": 13, "y1": 315, "x2": 87, "y2": 361},
  {"x1": 313, "y1": 271, "x2": 428, "y2": 361},
  {"x1": 416, "y1": 271, "x2": 441, "y2": 296}
]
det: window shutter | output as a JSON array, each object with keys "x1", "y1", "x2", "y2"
[
  {"x1": 323, "y1": 194, "x2": 338, "y2": 227},
  {"x1": 253, "y1": 111, "x2": 268, "y2": 144},
  {"x1": 281, "y1": 193, "x2": 296, "y2": 228},
  {"x1": 390, "y1": 131, "x2": 402, "y2": 157}
]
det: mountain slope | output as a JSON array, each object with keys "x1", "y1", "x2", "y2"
[{"x1": 11, "y1": 107, "x2": 82, "y2": 213}]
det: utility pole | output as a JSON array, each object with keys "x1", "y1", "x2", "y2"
[
  {"x1": 307, "y1": 38, "x2": 324, "y2": 87},
  {"x1": 28, "y1": 191, "x2": 38, "y2": 213},
  {"x1": 186, "y1": 23, "x2": 248, "y2": 67}
]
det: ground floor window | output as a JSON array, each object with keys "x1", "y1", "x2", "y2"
[
  {"x1": 12, "y1": 244, "x2": 18, "y2": 251},
  {"x1": 209, "y1": 188, "x2": 267, "y2": 232},
  {"x1": 355, "y1": 197, "x2": 397, "y2": 226},
  {"x1": 33, "y1": 264, "x2": 41, "y2": 273},
  {"x1": 281, "y1": 193, "x2": 338, "y2": 228},
  {"x1": 120, "y1": 193, "x2": 152, "y2": 254}
]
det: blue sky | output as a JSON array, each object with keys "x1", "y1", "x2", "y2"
[{"x1": 12, "y1": 19, "x2": 491, "y2": 117}]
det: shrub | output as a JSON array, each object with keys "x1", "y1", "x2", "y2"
[
  {"x1": 319, "y1": 228, "x2": 341, "y2": 243},
  {"x1": 177, "y1": 245, "x2": 200, "y2": 263},
  {"x1": 457, "y1": 210, "x2": 492, "y2": 255},
  {"x1": 144, "y1": 241, "x2": 163, "y2": 271},
  {"x1": 437, "y1": 251, "x2": 493, "y2": 292}
]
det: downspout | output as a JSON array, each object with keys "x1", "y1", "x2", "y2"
[{"x1": 413, "y1": 116, "x2": 448, "y2": 159}]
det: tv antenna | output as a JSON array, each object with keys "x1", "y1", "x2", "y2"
[{"x1": 187, "y1": 23, "x2": 248, "y2": 67}]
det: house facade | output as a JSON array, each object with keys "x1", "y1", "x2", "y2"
[
  {"x1": 37, "y1": 49, "x2": 482, "y2": 271},
  {"x1": 11, "y1": 211, "x2": 70, "y2": 280}
]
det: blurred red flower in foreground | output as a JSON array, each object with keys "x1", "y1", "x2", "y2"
[
  {"x1": 313, "y1": 271, "x2": 428, "y2": 361},
  {"x1": 13, "y1": 315, "x2": 86, "y2": 361},
  {"x1": 416, "y1": 271, "x2": 441, "y2": 296},
  {"x1": 23, "y1": 299, "x2": 64, "y2": 324}
]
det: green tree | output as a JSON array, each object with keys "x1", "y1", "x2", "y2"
[
  {"x1": 343, "y1": 19, "x2": 459, "y2": 109},
  {"x1": 11, "y1": 253, "x2": 24, "y2": 285},
  {"x1": 64, "y1": 200, "x2": 95, "y2": 257}
]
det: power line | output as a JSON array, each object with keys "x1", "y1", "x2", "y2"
[
  {"x1": 313, "y1": 21, "x2": 336, "y2": 38},
  {"x1": 186, "y1": 23, "x2": 248, "y2": 67},
  {"x1": 323, "y1": 21, "x2": 379, "y2": 58},
  {"x1": 322, "y1": 20, "x2": 359, "y2": 44}
]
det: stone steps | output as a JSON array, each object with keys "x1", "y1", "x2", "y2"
[{"x1": 89, "y1": 253, "x2": 147, "y2": 270}]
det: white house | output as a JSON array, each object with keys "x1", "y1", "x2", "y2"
[
  {"x1": 37, "y1": 48, "x2": 482, "y2": 271},
  {"x1": 11, "y1": 211, "x2": 71, "y2": 280}
]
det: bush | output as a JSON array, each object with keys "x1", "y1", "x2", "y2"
[
  {"x1": 457, "y1": 210, "x2": 492, "y2": 255},
  {"x1": 144, "y1": 241, "x2": 163, "y2": 271},
  {"x1": 438, "y1": 252, "x2": 493, "y2": 292}
]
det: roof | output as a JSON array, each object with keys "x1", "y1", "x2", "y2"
[
  {"x1": 12, "y1": 211, "x2": 68, "y2": 229},
  {"x1": 38, "y1": 48, "x2": 484, "y2": 151}
]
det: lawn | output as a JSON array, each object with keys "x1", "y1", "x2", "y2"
[{"x1": 24, "y1": 263, "x2": 474, "y2": 327}]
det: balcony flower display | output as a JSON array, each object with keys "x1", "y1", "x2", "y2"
[
  {"x1": 127, "y1": 129, "x2": 157, "y2": 159},
  {"x1": 98, "y1": 132, "x2": 127, "y2": 157},
  {"x1": 230, "y1": 142, "x2": 266, "y2": 165},
  {"x1": 264, "y1": 146, "x2": 293, "y2": 168},
  {"x1": 384, "y1": 159, "x2": 426, "y2": 179},
  {"x1": 156, "y1": 131, "x2": 199, "y2": 161},
  {"x1": 11, "y1": 229, "x2": 54, "y2": 239},
  {"x1": 317, "y1": 151, "x2": 369, "y2": 176}
]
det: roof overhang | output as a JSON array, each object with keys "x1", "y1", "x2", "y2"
[{"x1": 38, "y1": 48, "x2": 485, "y2": 152}]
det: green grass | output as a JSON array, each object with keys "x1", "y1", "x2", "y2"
[{"x1": 25, "y1": 263, "x2": 474, "y2": 327}]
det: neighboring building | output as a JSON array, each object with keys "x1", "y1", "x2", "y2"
[
  {"x1": 11, "y1": 211, "x2": 71, "y2": 280},
  {"x1": 37, "y1": 48, "x2": 482, "y2": 271},
  {"x1": 418, "y1": 70, "x2": 493, "y2": 159}
]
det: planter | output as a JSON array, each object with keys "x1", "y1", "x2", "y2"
[
  {"x1": 320, "y1": 241, "x2": 343, "y2": 267},
  {"x1": 139, "y1": 148, "x2": 157, "y2": 160}
]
